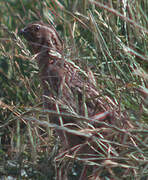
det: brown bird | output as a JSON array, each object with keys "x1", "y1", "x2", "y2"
[
  {"x1": 19, "y1": 21, "x2": 112, "y2": 115},
  {"x1": 20, "y1": 21, "x2": 117, "y2": 179}
]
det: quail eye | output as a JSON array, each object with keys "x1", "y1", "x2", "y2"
[{"x1": 35, "y1": 25, "x2": 40, "y2": 31}]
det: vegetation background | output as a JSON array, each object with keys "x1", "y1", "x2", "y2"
[{"x1": 0, "y1": 0, "x2": 148, "y2": 179}]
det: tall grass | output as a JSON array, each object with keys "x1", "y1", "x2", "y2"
[{"x1": 0, "y1": 0, "x2": 148, "y2": 179}]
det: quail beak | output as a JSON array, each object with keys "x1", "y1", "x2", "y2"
[{"x1": 19, "y1": 28, "x2": 26, "y2": 36}]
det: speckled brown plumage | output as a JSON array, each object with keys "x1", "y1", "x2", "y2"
[
  {"x1": 20, "y1": 21, "x2": 116, "y2": 147},
  {"x1": 19, "y1": 21, "x2": 135, "y2": 180},
  {"x1": 20, "y1": 21, "x2": 112, "y2": 118}
]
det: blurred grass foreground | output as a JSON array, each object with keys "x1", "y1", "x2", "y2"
[{"x1": 0, "y1": 0, "x2": 148, "y2": 179}]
